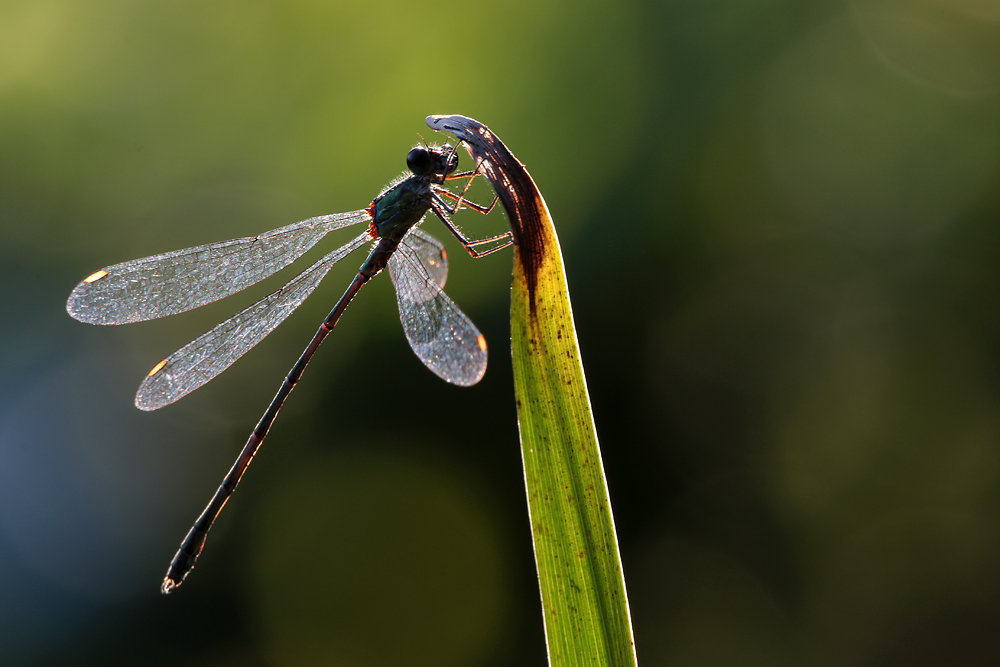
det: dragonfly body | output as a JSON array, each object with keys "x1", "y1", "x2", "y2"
[
  {"x1": 371, "y1": 171, "x2": 439, "y2": 240},
  {"x1": 362, "y1": 149, "x2": 456, "y2": 277},
  {"x1": 66, "y1": 142, "x2": 511, "y2": 593}
]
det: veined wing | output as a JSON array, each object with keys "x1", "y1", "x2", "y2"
[
  {"x1": 389, "y1": 230, "x2": 487, "y2": 387},
  {"x1": 404, "y1": 228, "x2": 449, "y2": 292},
  {"x1": 136, "y1": 231, "x2": 371, "y2": 411},
  {"x1": 67, "y1": 210, "x2": 371, "y2": 325}
]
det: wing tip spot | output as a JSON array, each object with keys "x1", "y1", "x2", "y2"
[
  {"x1": 477, "y1": 334, "x2": 487, "y2": 351},
  {"x1": 440, "y1": 248, "x2": 448, "y2": 261},
  {"x1": 148, "y1": 359, "x2": 168, "y2": 377},
  {"x1": 83, "y1": 270, "x2": 109, "y2": 284}
]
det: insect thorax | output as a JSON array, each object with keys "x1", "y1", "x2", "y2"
[{"x1": 370, "y1": 176, "x2": 432, "y2": 243}]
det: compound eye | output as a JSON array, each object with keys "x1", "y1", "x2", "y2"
[{"x1": 407, "y1": 147, "x2": 433, "y2": 175}]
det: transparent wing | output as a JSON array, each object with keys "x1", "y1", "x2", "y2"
[
  {"x1": 389, "y1": 230, "x2": 487, "y2": 387},
  {"x1": 68, "y1": 210, "x2": 371, "y2": 325},
  {"x1": 135, "y1": 231, "x2": 371, "y2": 411},
  {"x1": 403, "y1": 227, "x2": 449, "y2": 290}
]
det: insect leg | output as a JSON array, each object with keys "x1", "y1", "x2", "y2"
[{"x1": 429, "y1": 198, "x2": 513, "y2": 259}]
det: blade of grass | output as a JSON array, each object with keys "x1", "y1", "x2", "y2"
[{"x1": 427, "y1": 115, "x2": 637, "y2": 667}]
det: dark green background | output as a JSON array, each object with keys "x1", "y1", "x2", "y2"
[{"x1": 2, "y1": 1, "x2": 1000, "y2": 665}]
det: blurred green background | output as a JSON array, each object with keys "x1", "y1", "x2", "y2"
[{"x1": 2, "y1": 0, "x2": 999, "y2": 665}]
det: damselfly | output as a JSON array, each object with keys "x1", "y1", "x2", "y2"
[{"x1": 66, "y1": 142, "x2": 511, "y2": 593}]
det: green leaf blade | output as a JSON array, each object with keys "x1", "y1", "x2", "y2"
[{"x1": 428, "y1": 115, "x2": 637, "y2": 667}]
